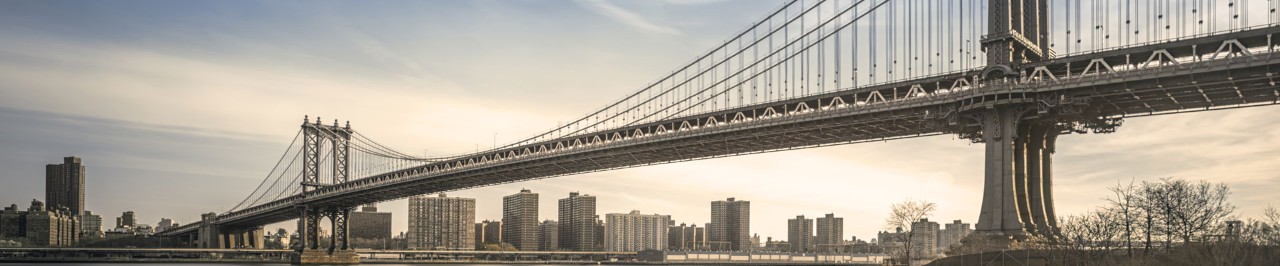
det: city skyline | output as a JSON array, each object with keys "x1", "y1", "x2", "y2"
[{"x1": 2, "y1": 0, "x2": 1280, "y2": 244}]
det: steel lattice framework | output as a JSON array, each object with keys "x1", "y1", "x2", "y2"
[{"x1": 159, "y1": 0, "x2": 1280, "y2": 254}]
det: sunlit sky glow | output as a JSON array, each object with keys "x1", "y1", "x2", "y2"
[{"x1": 1, "y1": 0, "x2": 1278, "y2": 242}]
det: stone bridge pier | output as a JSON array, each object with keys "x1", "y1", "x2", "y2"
[
  {"x1": 969, "y1": 106, "x2": 1060, "y2": 240},
  {"x1": 190, "y1": 213, "x2": 265, "y2": 249},
  {"x1": 293, "y1": 205, "x2": 358, "y2": 265},
  {"x1": 219, "y1": 227, "x2": 265, "y2": 249},
  {"x1": 956, "y1": 97, "x2": 1120, "y2": 246}
]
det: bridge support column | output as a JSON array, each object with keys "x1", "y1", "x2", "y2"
[
  {"x1": 1024, "y1": 123, "x2": 1060, "y2": 237},
  {"x1": 975, "y1": 107, "x2": 1028, "y2": 237},
  {"x1": 196, "y1": 212, "x2": 221, "y2": 249},
  {"x1": 298, "y1": 207, "x2": 321, "y2": 251},
  {"x1": 220, "y1": 232, "x2": 229, "y2": 249},
  {"x1": 293, "y1": 206, "x2": 357, "y2": 265},
  {"x1": 237, "y1": 227, "x2": 265, "y2": 249},
  {"x1": 215, "y1": 227, "x2": 261, "y2": 249},
  {"x1": 973, "y1": 107, "x2": 1061, "y2": 244}
]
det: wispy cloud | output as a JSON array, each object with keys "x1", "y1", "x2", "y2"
[
  {"x1": 660, "y1": 0, "x2": 731, "y2": 5},
  {"x1": 577, "y1": 0, "x2": 682, "y2": 35}
]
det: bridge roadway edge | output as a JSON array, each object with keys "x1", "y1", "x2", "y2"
[{"x1": 153, "y1": 14, "x2": 1280, "y2": 257}]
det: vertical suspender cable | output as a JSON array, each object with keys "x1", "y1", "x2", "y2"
[
  {"x1": 835, "y1": 0, "x2": 840, "y2": 92},
  {"x1": 1178, "y1": 0, "x2": 1184, "y2": 38},
  {"x1": 807, "y1": 1, "x2": 811, "y2": 97},
  {"x1": 853, "y1": 0, "x2": 859, "y2": 89},
  {"x1": 815, "y1": 0, "x2": 821, "y2": 95},
  {"x1": 972, "y1": 0, "x2": 978, "y2": 68},
  {"x1": 1165, "y1": 0, "x2": 1171, "y2": 37},
  {"x1": 750, "y1": 25, "x2": 757, "y2": 106},
  {"x1": 778, "y1": 6, "x2": 788, "y2": 101},
  {"x1": 1064, "y1": 0, "x2": 1075, "y2": 54},
  {"x1": 910, "y1": 0, "x2": 916, "y2": 78}
]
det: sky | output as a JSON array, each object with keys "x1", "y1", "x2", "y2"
[{"x1": 1, "y1": 0, "x2": 1279, "y2": 243}]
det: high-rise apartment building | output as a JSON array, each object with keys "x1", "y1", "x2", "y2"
[
  {"x1": 45, "y1": 157, "x2": 85, "y2": 216},
  {"x1": 80, "y1": 211, "x2": 102, "y2": 237},
  {"x1": 815, "y1": 213, "x2": 843, "y2": 252},
  {"x1": 594, "y1": 218, "x2": 604, "y2": 250},
  {"x1": 878, "y1": 227, "x2": 906, "y2": 248},
  {"x1": 350, "y1": 204, "x2": 392, "y2": 248},
  {"x1": 502, "y1": 189, "x2": 539, "y2": 251},
  {"x1": 116, "y1": 211, "x2": 136, "y2": 231},
  {"x1": 910, "y1": 218, "x2": 941, "y2": 257},
  {"x1": 604, "y1": 210, "x2": 669, "y2": 252},
  {"x1": 709, "y1": 197, "x2": 749, "y2": 251},
  {"x1": 939, "y1": 220, "x2": 972, "y2": 251},
  {"x1": 407, "y1": 194, "x2": 475, "y2": 250},
  {"x1": 558, "y1": 192, "x2": 597, "y2": 251},
  {"x1": 787, "y1": 215, "x2": 814, "y2": 253},
  {"x1": 474, "y1": 220, "x2": 501, "y2": 249},
  {"x1": 538, "y1": 220, "x2": 558, "y2": 251},
  {"x1": 156, "y1": 218, "x2": 175, "y2": 232}
]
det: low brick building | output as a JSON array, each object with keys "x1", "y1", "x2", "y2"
[{"x1": 0, "y1": 200, "x2": 79, "y2": 247}]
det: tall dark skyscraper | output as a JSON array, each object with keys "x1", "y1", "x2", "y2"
[
  {"x1": 502, "y1": 189, "x2": 539, "y2": 251},
  {"x1": 45, "y1": 157, "x2": 85, "y2": 215},
  {"x1": 709, "y1": 197, "x2": 749, "y2": 251},
  {"x1": 558, "y1": 192, "x2": 597, "y2": 251},
  {"x1": 350, "y1": 204, "x2": 392, "y2": 248}
]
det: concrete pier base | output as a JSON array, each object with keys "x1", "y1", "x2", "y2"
[
  {"x1": 972, "y1": 106, "x2": 1060, "y2": 245},
  {"x1": 293, "y1": 249, "x2": 359, "y2": 265}
]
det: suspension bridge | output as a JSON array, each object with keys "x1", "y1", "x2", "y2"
[{"x1": 156, "y1": 0, "x2": 1280, "y2": 264}]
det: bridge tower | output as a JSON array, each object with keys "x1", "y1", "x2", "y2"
[
  {"x1": 295, "y1": 116, "x2": 359, "y2": 265},
  {"x1": 967, "y1": 0, "x2": 1121, "y2": 245},
  {"x1": 982, "y1": 0, "x2": 1051, "y2": 79},
  {"x1": 970, "y1": 0, "x2": 1059, "y2": 243}
]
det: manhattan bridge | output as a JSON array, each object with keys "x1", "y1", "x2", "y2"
[{"x1": 157, "y1": 0, "x2": 1280, "y2": 263}]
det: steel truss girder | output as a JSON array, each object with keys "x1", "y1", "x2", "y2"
[{"x1": 173, "y1": 27, "x2": 1280, "y2": 236}]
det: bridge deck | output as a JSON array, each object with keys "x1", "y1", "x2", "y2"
[{"x1": 163, "y1": 26, "x2": 1280, "y2": 235}]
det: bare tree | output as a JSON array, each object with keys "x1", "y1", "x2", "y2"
[
  {"x1": 1162, "y1": 179, "x2": 1236, "y2": 243},
  {"x1": 1137, "y1": 178, "x2": 1175, "y2": 251},
  {"x1": 884, "y1": 199, "x2": 936, "y2": 265},
  {"x1": 1130, "y1": 178, "x2": 1238, "y2": 250},
  {"x1": 944, "y1": 233, "x2": 996, "y2": 257},
  {"x1": 1136, "y1": 180, "x2": 1165, "y2": 253},
  {"x1": 1259, "y1": 205, "x2": 1280, "y2": 246},
  {"x1": 1266, "y1": 205, "x2": 1280, "y2": 225},
  {"x1": 1042, "y1": 210, "x2": 1125, "y2": 265},
  {"x1": 1104, "y1": 179, "x2": 1140, "y2": 257}
]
